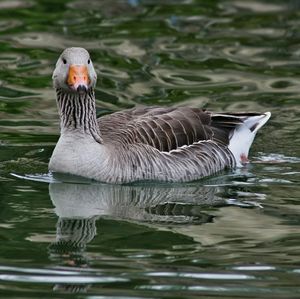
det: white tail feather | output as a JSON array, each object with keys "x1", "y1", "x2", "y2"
[{"x1": 228, "y1": 112, "x2": 271, "y2": 166}]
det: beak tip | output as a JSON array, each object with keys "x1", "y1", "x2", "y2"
[{"x1": 76, "y1": 84, "x2": 88, "y2": 92}]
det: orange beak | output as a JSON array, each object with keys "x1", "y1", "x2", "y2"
[{"x1": 67, "y1": 64, "x2": 90, "y2": 91}]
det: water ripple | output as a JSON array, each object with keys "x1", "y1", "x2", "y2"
[
  {"x1": 255, "y1": 153, "x2": 300, "y2": 164},
  {"x1": 0, "y1": 266, "x2": 128, "y2": 284},
  {"x1": 0, "y1": 0, "x2": 33, "y2": 9},
  {"x1": 146, "y1": 272, "x2": 255, "y2": 280}
]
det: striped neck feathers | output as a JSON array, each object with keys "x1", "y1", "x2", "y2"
[{"x1": 55, "y1": 88, "x2": 102, "y2": 143}]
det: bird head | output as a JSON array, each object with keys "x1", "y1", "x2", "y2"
[{"x1": 52, "y1": 47, "x2": 97, "y2": 93}]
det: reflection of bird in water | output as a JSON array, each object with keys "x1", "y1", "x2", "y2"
[
  {"x1": 49, "y1": 181, "x2": 227, "y2": 224},
  {"x1": 49, "y1": 217, "x2": 95, "y2": 293},
  {"x1": 49, "y1": 217, "x2": 97, "y2": 258},
  {"x1": 48, "y1": 181, "x2": 227, "y2": 261},
  {"x1": 48, "y1": 181, "x2": 226, "y2": 293}
]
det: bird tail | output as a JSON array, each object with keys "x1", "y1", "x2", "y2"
[{"x1": 226, "y1": 112, "x2": 271, "y2": 166}]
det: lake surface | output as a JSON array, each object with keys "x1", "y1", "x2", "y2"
[{"x1": 0, "y1": 0, "x2": 300, "y2": 298}]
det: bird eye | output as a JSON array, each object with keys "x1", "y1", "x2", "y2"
[
  {"x1": 88, "y1": 59, "x2": 91, "y2": 64},
  {"x1": 62, "y1": 58, "x2": 67, "y2": 64}
]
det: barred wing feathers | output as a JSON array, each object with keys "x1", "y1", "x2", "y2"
[{"x1": 98, "y1": 107, "x2": 247, "y2": 151}]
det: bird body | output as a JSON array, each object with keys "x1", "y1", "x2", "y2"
[{"x1": 49, "y1": 47, "x2": 271, "y2": 184}]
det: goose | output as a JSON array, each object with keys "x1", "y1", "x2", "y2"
[{"x1": 49, "y1": 47, "x2": 271, "y2": 184}]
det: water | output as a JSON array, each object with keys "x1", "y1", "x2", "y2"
[{"x1": 0, "y1": 0, "x2": 300, "y2": 298}]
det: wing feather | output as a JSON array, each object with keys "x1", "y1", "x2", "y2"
[{"x1": 98, "y1": 106, "x2": 252, "y2": 152}]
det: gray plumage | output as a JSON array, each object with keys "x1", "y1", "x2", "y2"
[{"x1": 49, "y1": 47, "x2": 271, "y2": 184}]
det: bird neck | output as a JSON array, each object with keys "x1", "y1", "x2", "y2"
[{"x1": 55, "y1": 88, "x2": 102, "y2": 143}]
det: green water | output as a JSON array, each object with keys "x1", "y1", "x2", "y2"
[{"x1": 0, "y1": 0, "x2": 300, "y2": 298}]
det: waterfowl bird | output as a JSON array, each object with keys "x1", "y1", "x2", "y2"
[{"x1": 49, "y1": 47, "x2": 271, "y2": 184}]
